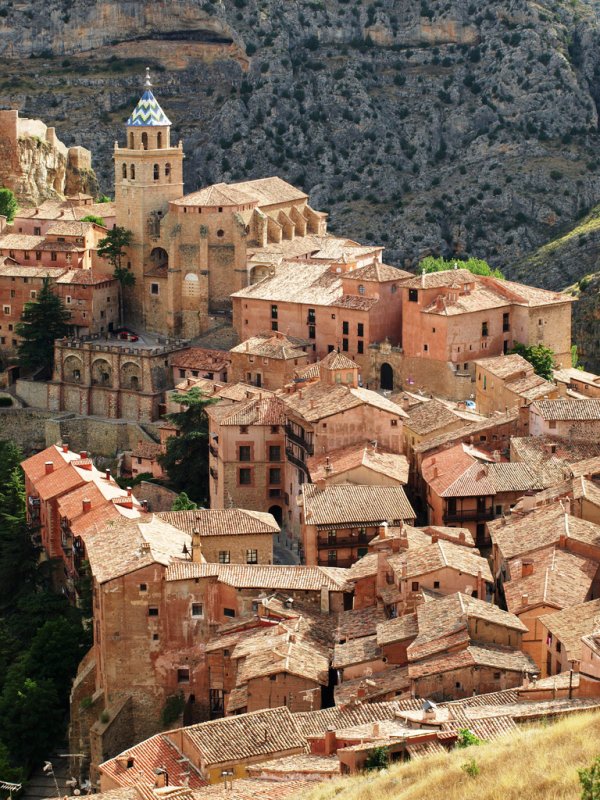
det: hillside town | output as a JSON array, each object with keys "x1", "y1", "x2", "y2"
[{"x1": 3, "y1": 73, "x2": 600, "y2": 800}]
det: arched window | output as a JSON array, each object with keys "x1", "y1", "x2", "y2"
[
  {"x1": 153, "y1": 164, "x2": 159, "y2": 180},
  {"x1": 141, "y1": 132, "x2": 148, "y2": 150},
  {"x1": 157, "y1": 131, "x2": 162, "y2": 149},
  {"x1": 358, "y1": 284, "x2": 365, "y2": 295},
  {"x1": 129, "y1": 132, "x2": 134, "y2": 149},
  {"x1": 165, "y1": 163, "x2": 171, "y2": 179},
  {"x1": 122, "y1": 163, "x2": 127, "y2": 179},
  {"x1": 130, "y1": 164, "x2": 135, "y2": 180}
]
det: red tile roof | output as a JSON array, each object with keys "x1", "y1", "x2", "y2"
[{"x1": 100, "y1": 733, "x2": 206, "y2": 788}]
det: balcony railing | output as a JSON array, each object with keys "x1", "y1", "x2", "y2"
[
  {"x1": 318, "y1": 557, "x2": 356, "y2": 569},
  {"x1": 318, "y1": 534, "x2": 372, "y2": 548},
  {"x1": 269, "y1": 488, "x2": 282, "y2": 498},
  {"x1": 286, "y1": 447, "x2": 309, "y2": 473},
  {"x1": 285, "y1": 425, "x2": 314, "y2": 455},
  {"x1": 443, "y1": 508, "x2": 495, "y2": 523}
]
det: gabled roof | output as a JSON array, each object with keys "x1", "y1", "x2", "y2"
[
  {"x1": 156, "y1": 508, "x2": 279, "y2": 536},
  {"x1": 301, "y1": 483, "x2": 415, "y2": 527},
  {"x1": 376, "y1": 613, "x2": 419, "y2": 646},
  {"x1": 344, "y1": 262, "x2": 412, "y2": 282},
  {"x1": 474, "y1": 354, "x2": 534, "y2": 380},
  {"x1": 307, "y1": 444, "x2": 409, "y2": 485},
  {"x1": 230, "y1": 334, "x2": 307, "y2": 360},
  {"x1": 318, "y1": 349, "x2": 360, "y2": 371},
  {"x1": 539, "y1": 597, "x2": 600, "y2": 661},
  {"x1": 126, "y1": 89, "x2": 171, "y2": 126},
  {"x1": 404, "y1": 399, "x2": 464, "y2": 436},
  {"x1": 170, "y1": 348, "x2": 231, "y2": 372},
  {"x1": 332, "y1": 634, "x2": 382, "y2": 668},
  {"x1": 386, "y1": 540, "x2": 492, "y2": 583},
  {"x1": 532, "y1": 399, "x2": 600, "y2": 421},
  {"x1": 214, "y1": 395, "x2": 287, "y2": 427},
  {"x1": 283, "y1": 381, "x2": 407, "y2": 423},
  {"x1": 408, "y1": 644, "x2": 537, "y2": 679},
  {"x1": 164, "y1": 562, "x2": 350, "y2": 591}
]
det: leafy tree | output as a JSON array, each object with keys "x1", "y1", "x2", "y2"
[
  {"x1": 364, "y1": 746, "x2": 389, "y2": 771},
  {"x1": 22, "y1": 618, "x2": 87, "y2": 701},
  {"x1": 161, "y1": 692, "x2": 185, "y2": 727},
  {"x1": 97, "y1": 195, "x2": 112, "y2": 203},
  {"x1": 419, "y1": 255, "x2": 505, "y2": 279},
  {"x1": 81, "y1": 213, "x2": 105, "y2": 227},
  {"x1": 456, "y1": 728, "x2": 483, "y2": 748},
  {"x1": 579, "y1": 755, "x2": 600, "y2": 800},
  {"x1": 171, "y1": 491, "x2": 198, "y2": 511},
  {"x1": 15, "y1": 277, "x2": 71, "y2": 376},
  {"x1": 159, "y1": 388, "x2": 217, "y2": 504},
  {"x1": 0, "y1": 188, "x2": 18, "y2": 223},
  {"x1": 511, "y1": 342, "x2": 556, "y2": 381},
  {"x1": 97, "y1": 226, "x2": 135, "y2": 326}
]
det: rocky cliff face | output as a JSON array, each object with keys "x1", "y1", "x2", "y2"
[{"x1": 1, "y1": 0, "x2": 600, "y2": 283}]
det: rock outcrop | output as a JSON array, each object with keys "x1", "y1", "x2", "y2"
[
  {"x1": 0, "y1": 109, "x2": 97, "y2": 205},
  {"x1": 1, "y1": 0, "x2": 600, "y2": 282}
]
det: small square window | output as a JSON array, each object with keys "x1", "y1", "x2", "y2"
[
  {"x1": 152, "y1": 633, "x2": 159, "y2": 641},
  {"x1": 148, "y1": 606, "x2": 159, "y2": 617},
  {"x1": 493, "y1": 672, "x2": 501, "y2": 680},
  {"x1": 391, "y1": 419, "x2": 398, "y2": 427},
  {"x1": 433, "y1": 581, "x2": 440, "y2": 589},
  {"x1": 191, "y1": 603, "x2": 203, "y2": 618},
  {"x1": 151, "y1": 283, "x2": 159, "y2": 295},
  {"x1": 239, "y1": 426, "x2": 248, "y2": 434},
  {"x1": 246, "y1": 549, "x2": 258, "y2": 564},
  {"x1": 224, "y1": 607, "x2": 236, "y2": 618},
  {"x1": 218, "y1": 551, "x2": 230, "y2": 564},
  {"x1": 139, "y1": 583, "x2": 147, "y2": 592},
  {"x1": 177, "y1": 668, "x2": 190, "y2": 683},
  {"x1": 239, "y1": 468, "x2": 252, "y2": 485},
  {"x1": 408, "y1": 288, "x2": 418, "y2": 302},
  {"x1": 412, "y1": 581, "x2": 419, "y2": 591}
]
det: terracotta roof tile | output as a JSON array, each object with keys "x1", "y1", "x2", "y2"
[
  {"x1": 301, "y1": 483, "x2": 415, "y2": 527},
  {"x1": 414, "y1": 410, "x2": 519, "y2": 455},
  {"x1": 293, "y1": 700, "x2": 412, "y2": 739},
  {"x1": 386, "y1": 540, "x2": 492, "y2": 583},
  {"x1": 246, "y1": 754, "x2": 340, "y2": 776},
  {"x1": 532, "y1": 398, "x2": 600, "y2": 421},
  {"x1": 192, "y1": 779, "x2": 312, "y2": 800},
  {"x1": 334, "y1": 665, "x2": 410, "y2": 705},
  {"x1": 405, "y1": 399, "x2": 464, "y2": 436},
  {"x1": 376, "y1": 613, "x2": 419, "y2": 646},
  {"x1": 230, "y1": 335, "x2": 308, "y2": 360},
  {"x1": 337, "y1": 606, "x2": 387, "y2": 640},
  {"x1": 408, "y1": 644, "x2": 537, "y2": 679},
  {"x1": 216, "y1": 395, "x2": 286, "y2": 427},
  {"x1": 170, "y1": 348, "x2": 231, "y2": 372},
  {"x1": 156, "y1": 509, "x2": 279, "y2": 536},
  {"x1": 332, "y1": 634, "x2": 382, "y2": 668},
  {"x1": 539, "y1": 597, "x2": 600, "y2": 661},
  {"x1": 165, "y1": 562, "x2": 350, "y2": 591},
  {"x1": 307, "y1": 444, "x2": 408, "y2": 484},
  {"x1": 182, "y1": 707, "x2": 305, "y2": 767},
  {"x1": 131, "y1": 441, "x2": 163, "y2": 460},
  {"x1": 100, "y1": 733, "x2": 206, "y2": 788}
]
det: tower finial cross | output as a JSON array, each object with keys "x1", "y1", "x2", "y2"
[{"x1": 144, "y1": 67, "x2": 152, "y2": 89}]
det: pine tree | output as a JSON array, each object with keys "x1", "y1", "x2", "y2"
[
  {"x1": 15, "y1": 277, "x2": 71, "y2": 376},
  {"x1": 0, "y1": 188, "x2": 18, "y2": 223},
  {"x1": 159, "y1": 388, "x2": 217, "y2": 505},
  {"x1": 97, "y1": 226, "x2": 134, "y2": 326}
]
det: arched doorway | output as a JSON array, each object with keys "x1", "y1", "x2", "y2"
[
  {"x1": 268, "y1": 505, "x2": 283, "y2": 527},
  {"x1": 149, "y1": 247, "x2": 168, "y2": 269},
  {"x1": 380, "y1": 362, "x2": 394, "y2": 391}
]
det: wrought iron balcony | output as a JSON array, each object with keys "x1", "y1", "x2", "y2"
[
  {"x1": 443, "y1": 508, "x2": 494, "y2": 523},
  {"x1": 285, "y1": 447, "x2": 309, "y2": 473},
  {"x1": 285, "y1": 425, "x2": 314, "y2": 455}
]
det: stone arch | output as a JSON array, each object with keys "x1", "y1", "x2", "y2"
[
  {"x1": 121, "y1": 360, "x2": 142, "y2": 391},
  {"x1": 130, "y1": 164, "x2": 135, "y2": 180},
  {"x1": 129, "y1": 132, "x2": 134, "y2": 149},
  {"x1": 249, "y1": 264, "x2": 270, "y2": 284},
  {"x1": 122, "y1": 163, "x2": 127, "y2": 179},
  {"x1": 183, "y1": 273, "x2": 200, "y2": 298},
  {"x1": 157, "y1": 131, "x2": 163, "y2": 149},
  {"x1": 153, "y1": 163, "x2": 159, "y2": 181},
  {"x1": 165, "y1": 163, "x2": 171, "y2": 180},
  {"x1": 380, "y1": 362, "x2": 394, "y2": 391},
  {"x1": 63, "y1": 354, "x2": 83, "y2": 383},
  {"x1": 91, "y1": 358, "x2": 113, "y2": 387},
  {"x1": 141, "y1": 132, "x2": 148, "y2": 150},
  {"x1": 150, "y1": 247, "x2": 168, "y2": 269},
  {"x1": 268, "y1": 505, "x2": 283, "y2": 527}
]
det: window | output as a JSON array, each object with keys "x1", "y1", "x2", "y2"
[
  {"x1": 408, "y1": 288, "x2": 419, "y2": 302},
  {"x1": 549, "y1": 420, "x2": 557, "y2": 430},
  {"x1": 308, "y1": 325, "x2": 316, "y2": 339},
  {"x1": 139, "y1": 583, "x2": 147, "y2": 592},
  {"x1": 218, "y1": 551, "x2": 231, "y2": 564},
  {"x1": 358, "y1": 284, "x2": 365, "y2": 295},
  {"x1": 34, "y1": 226, "x2": 41, "y2": 236},
  {"x1": 66, "y1": 296, "x2": 71, "y2": 305},
  {"x1": 148, "y1": 607, "x2": 159, "y2": 617},
  {"x1": 447, "y1": 498, "x2": 457, "y2": 515},
  {"x1": 240, "y1": 426, "x2": 248, "y2": 434},
  {"x1": 327, "y1": 530, "x2": 336, "y2": 545},
  {"x1": 35, "y1": 251, "x2": 41, "y2": 261},
  {"x1": 223, "y1": 607, "x2": 235, "y2": 618},
  {"x1": 423, "y1": 343, "x2": 428, "y2": 352},
  {"x1": 269, "y1": 467, "x2": 281, "y2": 484},
  {"x1": 342, "y1": 338, "x2": 349, "y2": 352},
  {"x1": 357, "y1": 547, "x2": 368, "y2": 558},
  {"x1": 239, "y1": 445, "x2": 251, "y2": 462},
  {"x1": 411, "y1": 581, "x2": 419, "y2": 591},
  {"x1": 493, "y1": 672, "x2": 501, "y2": 680},
  {"x1": 239, "y1": 468, "x2": 251, "y2": 485},
  {"x1": 327, "y1": 344, "x2": 335, "y2": 353},
  {"x1": 271, "y1": 320, "x2": 278, "y2": 331},
  {"x1": 271, "y1": 304, "x2": 278, "y2": 319},
  {"x1": 327, "y1": 550, "x2": 337, "y2": 565},
  {"x1": 270, "y1": 425, "x2": 279, "y2": 434},
  {"x1": 357, "y1": 341, "x2": 364, "y2": 354},
  {"x1": 391, "y1": 419, "x2": 398, "y2": 427},
  {"x1": 177, "y1": 668, "x2": 190, "y2": 683},
  {"x1": 3, "y1": 306, "x2": 9, "y2": 315},
  {"x1": 130, "y1": 164, "x2": 135, "y2": 179},
  {"x1": 122, "y1": 163, "x2": 127, "y2": 179},
  {"x1": 216, "y1": 229, "x2": 225, "y2": 238},
  {"x1": 556, "y1": 641, "x2": 562, "y2": 653},
  {"x1": 150, "y1": 283, "x2": 159, "y2": 296},
  {"x1": 433, "y1": 581, "x2": 440, "y2": 589},
  {"x1": 153, "y1": 164, "x2": 159, "y2": 180},
  {"x1": 23, "y1": 251, "x2": 29, "y2": 261},
  {"x1": 30, "y1": 290, "x2": 36, "y2": 299},
  {"x1": 503, "y1": 312, "x2": 510, "y2": 332},
  {"x1": 269, "y1": 445, "x2": 281, "y2": 462},
  {"x1": 9, "y1": 290, "x2": 14, "y2": 298},
  {"x1": 357, "y1": 323, "x2": 364, "y2": 337},
  {"x1": 152, "y1": 633, "x2": 159, "y2": 641},
  {"x1": 307, "y1": 308, "x2": 316, "y2": 324},
  {"x1": 482, "y1": 321, "x2": 488, "y2": 337},
  {"x1": 157, "y1": 132, "x2": 163, "y2": 148},
  {"x1": 342, "y1": 321, "x2": 349, "y2": 335},
  {"x1": 191, "y1": 603, "x2": 203, "y2": 618},
  {"x1": 179, "y1": 369, "x2": 186, "y2": 378},
  {"x1": 50, "y1": 252, "x2": 57, "y2": 262},
  {"x1": 246, "y1": 549, "x2": 258, "y2": 564}
]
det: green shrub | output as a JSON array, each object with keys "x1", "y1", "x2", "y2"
[
  {"x1": 364, "y1": 746, "x2": 389, "y2": 771},
  {"x1": 0, "y1": 396, "x2": 12, "y2": 407},
  {"x1": 161, "y1": 693, "x2": 185, "y2": 727},
  {"x1": 462, "y1": 758, "x2": 480, "y2": 777}
]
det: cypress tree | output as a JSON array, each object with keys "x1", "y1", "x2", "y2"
[{"x1": 15, "y1": 277, "x2": 71, "y2": 376}]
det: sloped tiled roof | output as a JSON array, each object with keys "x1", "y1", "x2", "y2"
[
  {"x1": 337, "y1": 606, "x2": 387, "y2": 640},
  {"x1": 376, "y1": 613, "x2": 419, "y2": 646},
  {"x1": 292, "y1": 700, "x2": 410, "y2": 738},
  {"x1": 408, "y1": 643, "x2": 537, "y2": 679},
  {"x1": 307, "y1": 444, "x2": 409, "y2": 484},
  {"x1": 301, "y1": 483, "x2": 415, "y2": 526},
  {"x1": 157, "y1": 508, "x2": 279, "y2": 536},
  {"x1": 474, "y1": 354, "x2": 533, "y2": 380},
  {"x1": 230, "y1": 334, "x2": 307, "y2": 360},
  {"x1": 386, "y1": 540, "x2": 492, "y2": 583},
  {"x1": 532, "y1": 398, "x2": 600, "y2": 421},
  {"x1": 405, "y1": 399, "x2": 463, "y2": 436},
  {"x1": 182, "y1": 707, "x2": 305, "y2": 766},
  {"x1": 539, "y1": 597, "x2": 600, "y2": 661},
  {"x1": 216, "y1": 395, "x2": 286, "y2": 427},
  {"x1": 332, "y1": 634, "x2": 382, "y2": 668},
  {"x1": 164, "y1": 562, "x2": 350, "y2": 591},
  {"x1": 99, "y1": 733, "x2": 205, "y2": 788},
  {"x1": 170, "y1": 348, "x2": 231, "y2": 372},
  {"x1": 127, "y1": 88, "x2": 171, "y2": 126},
  {"x1": 334, "y1": 665, "x2": 410, "y2": 705}
]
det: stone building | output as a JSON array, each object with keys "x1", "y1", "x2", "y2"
[
  {"x1": 528, "y1": 398, "x2": 600, "y2": 441},
  {"x1": 170, "y1": 347, "x2": 230, "y2": 384},
  {"x1": 47, "y1": 335, "x2": 189, "y2": 421},
  {"x1": 474, "y1": 354, "x2": 558, "y2": 416},
  {"x1": 228, "y1": 333, "x2": 313, "y2": 389}
]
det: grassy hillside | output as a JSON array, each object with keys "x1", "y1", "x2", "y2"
[{"x1": 300, "y1": 711, "x2": 600, "y2": 800}]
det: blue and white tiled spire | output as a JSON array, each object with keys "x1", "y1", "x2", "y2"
[{"x1": 126, "y1": 68, "x2": 171, "y2": 127}]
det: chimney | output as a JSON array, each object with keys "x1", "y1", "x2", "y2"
[
  {"x1": 324, "y1": 728, "x2": 336, "y2": 756},
  {"x1": 44, "y1": 461, "x2": 54, "y2": 474},
  {"x1": 316, "y1": 478, "x2": 326, "y2": 492},
  {"x1": 356, "y1": 686, "x2": 366, "y2": 699},
  {"x1": 372, "y1": 722, "x2": 380, "y2": 738},
  {"x1": 521, "y1": 593, "x2": 529, "y2": 608},
  {"x1": 522, "y1": 560, "x2": 534, "y2": 577},
  {"x1": 62, "y1": 442, "x2": 69, "y2": 453},
  {"x1": 79, "y1": 450, "x2": 87, "y2": 459},
  {"x1": 559, "y1": 533, "x2": 567, "y2": 548},
  {"x1": 82, "y1": 498, "x2": 92, "y2": 513},
  {"x1": 192, "y1": 527, "x2": 202, "y2": 563},
  {"x1": 154, "y1": 769, "x2": 168, "y2": 789},
  {"x1": 399, "y1": 526, "x2": 409, "y2": 550},
  {"x1": 378, "y1": 522, "x2": 389, "y2": 540},
  {"x1": 430, "y1": 532, "x2": 438, "y2": 544},
  {"x1": 458, "y1": 531, "x2": 466, "y2": 544},
  {"x1": 402, "y1": 395, "x2": 411, "y2": 411},
  {"x1": 127, "y1": 486, "x2": 132, "y2": 497},
  {"x1": 105, "y1": 469, "x2": 111, "y2": 481}
]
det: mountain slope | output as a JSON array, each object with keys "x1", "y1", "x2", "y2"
[
  {"x1": 1, "y1": 0, "x2": 600, "y2": 283},
  {"x1": 300, "y1": 710, "x2": 600, "y2": 800}
]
